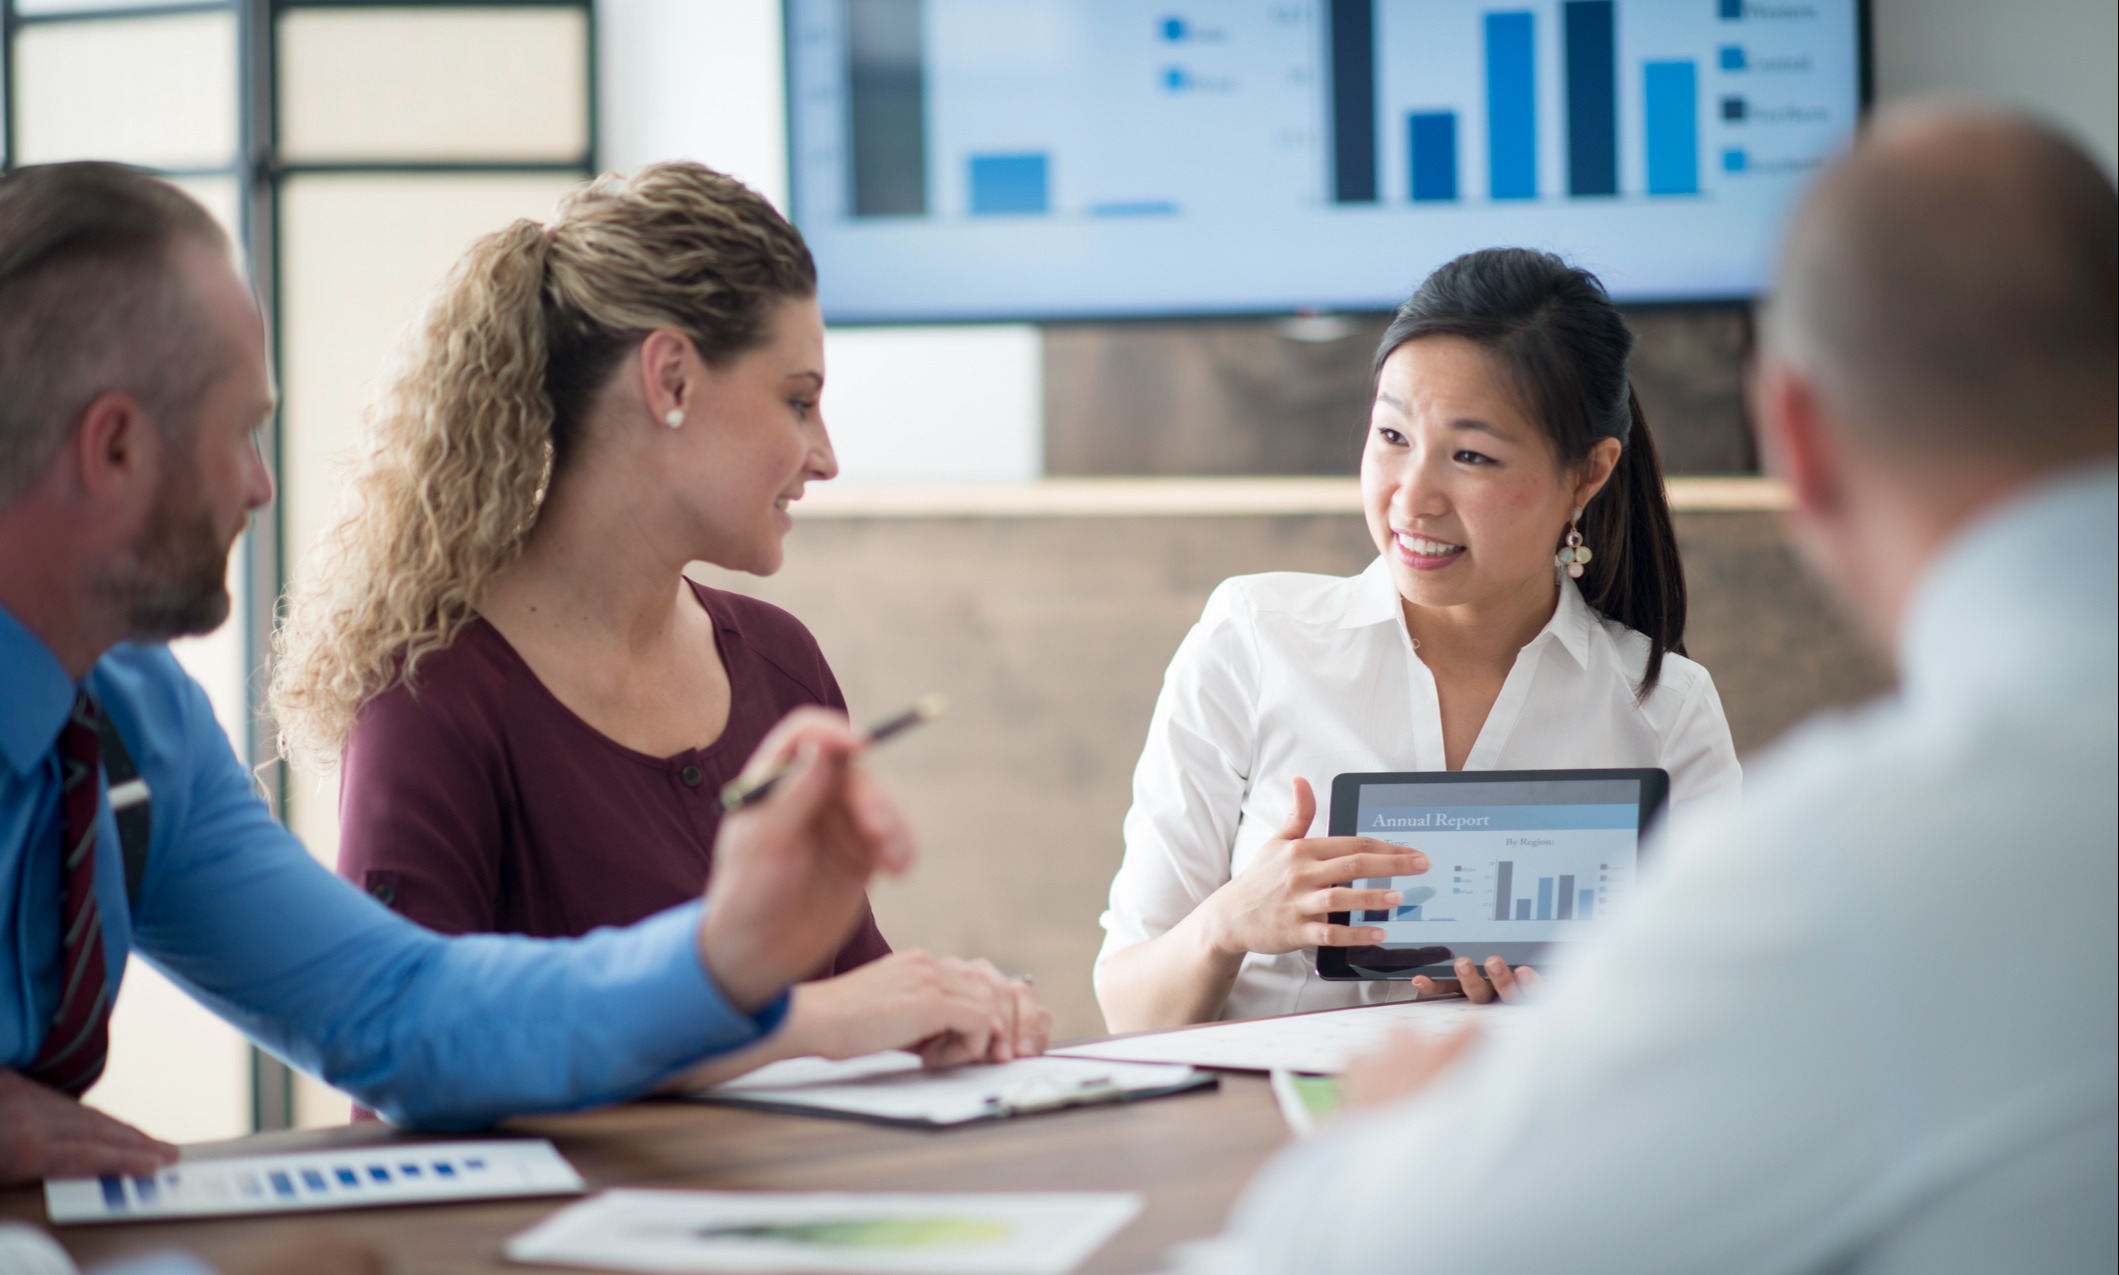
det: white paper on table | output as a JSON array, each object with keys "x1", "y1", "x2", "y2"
[
  {"x1": 693, "y1": 1052, "x2": 1210, "y2": 1126},
  {"x1": 1049, "y1": 999, "x2": 1512, "y2": 1075},
  {"x1": 44, "y1": 1139, "x2": 584, "y2": 1225},
  {"x1": 506, "y1": 1188, "x2": 1144, "y2": 1275}
]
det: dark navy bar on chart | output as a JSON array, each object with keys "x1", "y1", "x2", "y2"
[
  {"x1": 1564, "y1": 1, "x2": 1618, "y2": 196},
  {"x1": 847, "y1": 0, "x2": 928, "y2": 216},
  {"x1": 1328, "y1": 0, "x2": 1378, "y2": 202}
]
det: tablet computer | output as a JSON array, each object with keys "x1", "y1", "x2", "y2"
[{"x1": 1315, "y1": 769, "x2": 1669, "y2": 981}]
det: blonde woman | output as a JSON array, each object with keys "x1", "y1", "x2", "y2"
[{"x1": 273, "y1": 163, "x2": 1049, "y2": 1079}]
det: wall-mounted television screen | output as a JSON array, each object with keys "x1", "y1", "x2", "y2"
[{"x1": 786, "y1": 0, "x2": 1867, "y2": 323}]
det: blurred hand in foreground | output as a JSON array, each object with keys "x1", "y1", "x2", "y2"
[{"x1": 1342, "y1": 1024, "x2": 1484, "y2": 1112}]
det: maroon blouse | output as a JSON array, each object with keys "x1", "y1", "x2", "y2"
[{"x1": 335, "y1": 580, "x2": 889, "y2": 976}]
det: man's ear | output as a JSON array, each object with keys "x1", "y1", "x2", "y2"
[
  {"x1": 69, "y1": 390, "x2": 159, "y2": 510},
  {"x1": 1750, "y1": 355, "x2": 1843, "y2": 524}
]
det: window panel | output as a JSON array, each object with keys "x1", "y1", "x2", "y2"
[
  {"x1": 276, "y1": 172, "x2": 582, "y2": 727},
  {"x1": 277, "y1": 6, "x2": 589, "y2": 164},
  {"x1": 167, "y1": 173, "x2": 243, "y2": 250},
  {"x1": 13, "y1": 11, "x2": 238, "y2": 169}
]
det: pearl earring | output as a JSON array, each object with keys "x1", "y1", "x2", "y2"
[
  {"x1": 663, "y1": 409, "x2": 685, "y2": 429},
  {"x1": 1555, "y1": 508, "x2": 1592, "y2": 579}
]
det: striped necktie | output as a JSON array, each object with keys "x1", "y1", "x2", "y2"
[{"x1": 23, "y1": 692, "x2": 113, "y2": 1096}]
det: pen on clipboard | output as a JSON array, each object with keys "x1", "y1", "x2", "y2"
[
  {"x1": 984, "y1": 1074, "x2": 1123, "y2": 1117},
  {"x1": 718, "y1": 694, "x2": 948, "y2": 812}
]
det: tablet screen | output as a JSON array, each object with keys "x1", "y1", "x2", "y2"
[{"x1": 1319, "y1": 769, "x2": 1668, "y2": 980}]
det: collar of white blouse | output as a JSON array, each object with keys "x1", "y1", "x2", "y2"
[
  {"x1": 1334, "y1": 554, "x2": 1600, "y2": 673},
  {"x1": 1329, "y1": 555, "x2": 1611, "y2": 773}
]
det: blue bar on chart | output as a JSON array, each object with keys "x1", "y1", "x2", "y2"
[
  {"x1": 1556, "y1": 874, "x2": 1577, "y2": 919},
  {"x1": 1399, "y1": 904, "x2": 1423, "y2": 920},
  {"x1": 847, "y1": 0, "x2": 927, "y2": 216},
  {"x1": 1328, "y1": 0, "x2": 1378, "y2": 202},
  {"x1": 968, "y1": 154, "x2": 1050, "y2": 215},
  {"x1": 1514, "y1": 898, "x2": 1532, "y2": 920},
  {"x1": 1408, "y1": 111, "x2": 1458, "y2": 201},
  {"x1": 1536, "y1": 877, "x2": 1555, "y2": 920},
  {"x1": 1578, "y1": 888, "x2": 1596, "y2": 919},
  {"x1": 1485, "y1": 11, "x2": 1537, "y2": 199},
  {"x1": 1493, "y1": 860, "x2": 1515, "y2": 921},
  {"x1": 1563, "y1": 1, "x2": 1617, "y2": 196},
  {"x1": 1644, "y1": 60, "x2": 1700, "y2": 196}
]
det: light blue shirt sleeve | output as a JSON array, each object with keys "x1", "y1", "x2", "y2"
[{"x1": 97, "y1": 648, "x2": 786, "y2": 1128}]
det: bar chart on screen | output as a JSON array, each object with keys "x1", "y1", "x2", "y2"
[{"x1": 788, "y1": 0, "x2": 1863, "y2": 318}]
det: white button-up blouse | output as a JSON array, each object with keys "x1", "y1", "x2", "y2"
[{"x1": 1097, "y1": 556, "x2": 1743, "y2": 1022}]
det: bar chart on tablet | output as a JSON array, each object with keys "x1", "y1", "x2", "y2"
[{"x1": 1353, "y1": 801, "x2": 1639, "y2": 944}]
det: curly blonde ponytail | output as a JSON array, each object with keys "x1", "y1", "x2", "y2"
[{"x1": 270, "y1": 162, "x2": 815, "y2": 774}]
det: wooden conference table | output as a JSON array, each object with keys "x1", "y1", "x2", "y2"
[{"x1": 0, "y1": 1066, "x2": 1290, "y2": 1274}]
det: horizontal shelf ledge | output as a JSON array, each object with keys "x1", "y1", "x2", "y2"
[{"x1": 791, "y1": 476, "x2": 1791, "y2": 519}]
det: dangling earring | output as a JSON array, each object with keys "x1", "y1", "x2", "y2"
[
  {"x1": 663, "y1": 409, "x2": 685, "y2": 429},
  {"x1": 1555, "y1": 508, "x2": 1592, "y2": 579}
]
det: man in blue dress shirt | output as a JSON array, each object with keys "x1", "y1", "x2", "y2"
[{"x1": 0, "y1": 162, "x2": 919, "y2": 1201}]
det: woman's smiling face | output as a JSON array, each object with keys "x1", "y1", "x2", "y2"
[{"x1": 1361, "y1": 336, "x2": 1604, "y2": 614}]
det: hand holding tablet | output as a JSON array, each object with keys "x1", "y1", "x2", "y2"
[
  {"x1": 1197, "y1": 777, "x2": 1431, "y2": 958},
  {"x1": 1318, "y1": 769, "x2": 1670, "y2": 982}
]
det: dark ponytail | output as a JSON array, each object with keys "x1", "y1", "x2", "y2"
[{"x1": 1373, "y1": 248, "x2": 1687, "y2": 693}]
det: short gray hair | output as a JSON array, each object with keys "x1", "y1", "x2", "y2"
[
  {"x1": 1763, "y1": 103, "x2": 2117, "y2": 458},
  {"x1": 0, "y1": 162, "x2": 232, "y2": 506}
]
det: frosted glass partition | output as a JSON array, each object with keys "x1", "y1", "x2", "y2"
[
  {"x1": 168, "y1": 173, "x2": 243, "y2": 248},
  {"x1": 277, "y1": 6, "x2": 589, "y2": 163},
  {"x1": 13, "y1": 10, "x2": 237, "y2": 168}
]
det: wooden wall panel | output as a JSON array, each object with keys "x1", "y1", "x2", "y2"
[{"x1": 1043, "y1": 307, "x2": 1757, "y2": 477}]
